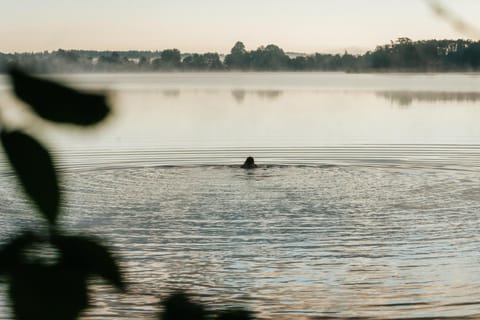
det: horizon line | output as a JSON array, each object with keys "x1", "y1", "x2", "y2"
[{"x1": 1, "y1": 37, "x2": 478, "y2": 56}]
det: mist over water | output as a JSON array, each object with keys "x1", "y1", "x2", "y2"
[{"x1": 1, "y1": 72, "x2": 480, "y2": 319}]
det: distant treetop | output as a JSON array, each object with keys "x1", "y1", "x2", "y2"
[{"x1": 2, "y1": 38, "x2": 480, "y2": 73}]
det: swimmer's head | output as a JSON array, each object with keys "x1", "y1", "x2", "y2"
[{"x1": 242, "y1": 156, "x2": 256, "y2": 169}]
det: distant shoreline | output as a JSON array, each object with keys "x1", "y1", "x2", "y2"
[
  {"x1": 2, "y1": 38, "x2": 480, "y2": 73},
  {"x1": 2, "y1": 70, "x2": 480, "y2": 75}
]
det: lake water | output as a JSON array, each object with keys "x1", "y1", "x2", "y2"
[{"x1": 1, "y1": 72, "x2": 480, "y2": 319}]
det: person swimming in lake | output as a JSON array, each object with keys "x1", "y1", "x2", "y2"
[{"x1": 241, "y1": 156, "x2": 257, "y2": 169}]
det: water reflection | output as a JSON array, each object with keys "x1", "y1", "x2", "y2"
[
  {"x1": 254, "y1": 90, "x2": 283, "y2": 100},
  {"x1": 63, "y1": 85, "x2": 480, "y2": 108},
  {"x1": 231, "y1": 90, "x2": 283, "y2": 103},
  {"x1": 152, "y1": 88, "x2": 480, "y2": 107},
  {"x1": 162, "y1": 89, "x2": 180, "y2": 98},
  {"x1": 154, "y1": 89, "x2": 284, "y2": 103},
  {"x1": 377, "y1": 91, "x2": 480, "y2": 107},
  {"x1": 231, "y1": 90, "x2": 246, "y2": 103}
]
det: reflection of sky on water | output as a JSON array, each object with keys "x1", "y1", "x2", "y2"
[
  {"x1": 3, "y1": 163, "x2": 476, "y2": 319},
  {"x1": 98, "y1": 85, "x2": 480, "y2": 149},
  {"x1": 2, "y1": 73, "x2": 480, "y2": 153},
  {"x1": 2, "y1": 73, "x2": 480, "y2": 318},
  {"x1": 231, "y1": 90, "x2": 283, "y2": 103},
  {"x1": 376, "y1": 90, "x2": 480, "y2": 107},
  {"x1": 56, "y1": 166, "x2": 480, "y2": 318},
  {"x1": 156, "y1": 89, "x2": 284, "y2": 103},
  {"x1": 2, "y1": 73, "x2": 480, "y2": 152},
  {"x1": 161, "y1": 88, "x2": 480, "y2": 106}
]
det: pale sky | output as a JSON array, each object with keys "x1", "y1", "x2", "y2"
[{"x1": 1, "y1": 0, "x2": 480, "y2": 54}]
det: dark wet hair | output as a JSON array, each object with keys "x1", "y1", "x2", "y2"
[{"x1": 242, "y1": 156, "x2": 256, "y2": 169}]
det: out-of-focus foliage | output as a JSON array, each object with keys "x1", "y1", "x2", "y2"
[
  {"x1": 0, "y1": 68, "x2": 123, "y2": 320},
  {"x1": 9, "y1": 67, "x2": 109, "y2": 125},
  {"x1": 159, "y1": 292, "x2": 255, "y2": 320},
  {"x1": 0, "y1": 233, "x2": 124, "y2": 320},
  {"x1": 1, "y1": 131, "x2": 60, "y2": 225}
]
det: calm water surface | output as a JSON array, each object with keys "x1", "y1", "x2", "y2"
[{"x1": 1, "y1": 73, "x2": 480, "y2": 319}]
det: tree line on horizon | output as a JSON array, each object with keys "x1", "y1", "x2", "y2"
[{"x1": 2, "y1": 38, "x2": 480, "y2": 73}]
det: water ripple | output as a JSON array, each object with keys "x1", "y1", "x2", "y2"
[{"x1": 1, "y1": 147, "x2": 480, "y2": 319}]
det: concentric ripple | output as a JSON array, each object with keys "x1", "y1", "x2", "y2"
[{"x1": 1, "y1": 150, "x2": 480, "y2": 319}]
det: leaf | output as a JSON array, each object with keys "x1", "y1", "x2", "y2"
[
  {"x1": 9, "y1": 67, "x2": 110, "y2": 126},
  {"x1": 216, "y1": 309, "x2": 255, "y2": 320},
  {"x1": 1, "y1": 130, "x2": 60, "y2": 225},
  {"x1": 0, "y1": 233, "x2": 37, "y2": 275},
  {"x1": 53, "y1": 235, "x2": 125, "y2": 291},
  {"x1": 9, "y1": 263, "x2": 88, "y2": 320},
  {"x1": 161, "y1": 292, "x2": 207, "y2": 320}
]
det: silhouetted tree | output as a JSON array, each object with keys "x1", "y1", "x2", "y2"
[
  {"x1": 250, "y1": 44, "x2": 290, "y2": 70},
  {"x1": 289, "y1": 56, "x2": 308, "y2": 70},
  {"x1": 183, "y1": 53, "x2": 223, "y2": 70},
  {"x1": 154, "y1": 49, "x2": 181, "y2": 70},
  {"x1": 138, "y1": 56, "x2": 150, "y2": 70},
  {"x1": 3, "y1": 39, "x2": 480, "y2": 72},
  {"x1": 224, "y1": 41, "x2": 250, "y2": 70}
]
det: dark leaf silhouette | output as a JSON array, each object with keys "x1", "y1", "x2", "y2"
[
  {"x1": 0, "y1": 233, "x2": 87, "y2": 320},
  {"x1": 1, "y1": 130, "x2": 60, "y2": 225},
  {"x1": 216, "y1": 309, "x2": 255, "y2": 320},
  {"x1": 0, "y1": 233, "x2": 36, "y2": 275},
  {"x1": 0, "y1": 234, "x2": 123, "y2": 319},
  {"x1": 53, "y1": 235, "x2": 125, "y2": 291},
  {"x1": 9, "y1": 263, "x2": 88, "y2": 320},
  {"x1": 161, "y1": 292, "x2": 206, "y2": 320},
  {"x1": 9, "y1": 67, "x2": 110, "y2": 126}
]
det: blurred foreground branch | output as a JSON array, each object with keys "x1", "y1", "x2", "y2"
[{"x1": 426, "y1": 0, "x2": 480, "y2": 39}]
